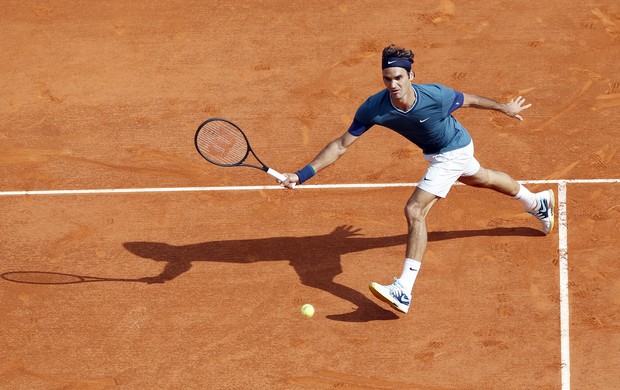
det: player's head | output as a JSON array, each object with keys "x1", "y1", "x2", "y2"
[
  {"x1": 381, "y1": 44, "x2": 415, "y2": 75},
  {"x1": 381, "y1": 44, "x2": 415, "y2": 98}
]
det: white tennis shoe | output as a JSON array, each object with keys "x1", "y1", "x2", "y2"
[
  {"x1": 369, "y1": 278, "x2": 411, "y2": 313},
  {"x1": 528, "y1": 189, "x2": 555, "y2": 234}
]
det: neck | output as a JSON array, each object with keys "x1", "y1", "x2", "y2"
[{"x1": 392, "y1": 84, "x2": 416, "y2": 111}]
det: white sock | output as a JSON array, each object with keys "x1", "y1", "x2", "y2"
[
  {"x1": 514, "y1": 184, "x2": 538, "y2": 212},
  {"x1": 398, "y1": 258, "x2": 421, "y2": 294}
]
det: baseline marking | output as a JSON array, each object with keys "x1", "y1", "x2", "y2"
[{"x1": 0, "y1": 178, "x2": 618, "y2": 196}]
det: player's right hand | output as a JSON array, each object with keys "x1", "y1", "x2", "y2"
[{"x1": 279, "y1": 173, "x2": 299, "y2": 189}]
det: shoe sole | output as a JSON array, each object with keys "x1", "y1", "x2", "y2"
[
  {"x1": 369, "y1": 283, "x2": 409, "y2": 313},
  {"x1": 547, "y1": 189, "x2": 555, "y2": 234}
]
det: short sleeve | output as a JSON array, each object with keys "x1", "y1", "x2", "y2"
[
  {"x1": 347, "y1": 118, "x2": 369, "y2": 136},
  {"x1": 436, "y1": 85, "x2": 463, "y2": 117},
  {"x1": 448, "y1": 91, "x2": 464, "y2": 114},
  {"x1": 349, "y1": 98, "x2": 375, "y2": 136}
]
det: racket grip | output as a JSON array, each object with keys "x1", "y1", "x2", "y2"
[{"x1": 266, "y1": 168, "x2": 296, "y2": 187}]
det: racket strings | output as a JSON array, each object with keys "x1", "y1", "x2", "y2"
[{"x1": 196, "y1": 121, "x2": 249, "y2": 165}]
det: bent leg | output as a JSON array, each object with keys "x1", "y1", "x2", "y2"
[
  {"x1": 404, "y1": 186, "x2": 440, "y2": 260},
  {"x1": 460, "y1": 166, "x2": 555, "y2": 233}
]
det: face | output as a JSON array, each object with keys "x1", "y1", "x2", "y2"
[{"x1": 382, "y1": 67, "x2": 414, "y2": 100}]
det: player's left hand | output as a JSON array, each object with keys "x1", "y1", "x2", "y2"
[{"x1": 504, "y1": 96, "x2": 532, "y2": 121}]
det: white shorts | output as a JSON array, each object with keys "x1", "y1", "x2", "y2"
[{"x1": 417, "y1": 141, "x2": 481, "y2": 198}]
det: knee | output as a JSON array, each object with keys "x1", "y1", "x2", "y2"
[{"x1": 404, "y1": 202, "x2": 426, "y2": 225}]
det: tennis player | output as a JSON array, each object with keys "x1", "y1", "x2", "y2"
[{"x1": 281, "y1": 44, "x2": 554, "y2": 314}]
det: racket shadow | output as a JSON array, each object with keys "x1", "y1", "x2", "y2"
[
  {"x1": 0, "y1": 271, "x2": 142, "y2": 285},
  {"x1": 123, "y1": 225, "x2": 542, "y2": 323}
]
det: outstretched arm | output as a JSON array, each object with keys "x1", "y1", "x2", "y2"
[
  {"x1": 281, "y1": 131, "x2": 358, "y2": 188},
  {"x1": 462, "y1": 93, "x2": 532, "y2": 121}
]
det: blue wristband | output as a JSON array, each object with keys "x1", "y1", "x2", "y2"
[{"x1": 295, "y1": 164, "x2": 316, "y2": 184}]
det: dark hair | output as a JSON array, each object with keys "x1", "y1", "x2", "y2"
[{"x1": 382, "y1": 44, "x2": 415, "y2": 64}]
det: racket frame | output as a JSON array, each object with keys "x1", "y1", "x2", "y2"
[{"x1": 194, "y1": 118, "x2": 288, "y2": 182}]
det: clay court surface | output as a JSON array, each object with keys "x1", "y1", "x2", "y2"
[{"x1": 1, "y1": 1, "x2": 619, "y2": 389}]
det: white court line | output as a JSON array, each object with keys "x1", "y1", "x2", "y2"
[
  {"x1": 558, "y1": 181, "x2": 570, "y2": 390},
  {"x1": 0, "y1": 178, "x2": 619, "y2": 196}
]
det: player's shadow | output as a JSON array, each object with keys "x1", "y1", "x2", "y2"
[{"x1": 123, "y1": 225, "x2": 542, "y2": 322}]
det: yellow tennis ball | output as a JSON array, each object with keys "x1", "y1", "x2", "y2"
[{"x1": 301, "y1": 304, "x2": 315, "y2": 318}]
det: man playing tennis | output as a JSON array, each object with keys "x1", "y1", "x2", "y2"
[{"x1": 281, "y1": 44, "x2": 554, "y2": 314}]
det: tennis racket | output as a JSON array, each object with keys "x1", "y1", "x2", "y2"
[{"x1": 194, "y1": 118, "x2": 289, "y2": 183}]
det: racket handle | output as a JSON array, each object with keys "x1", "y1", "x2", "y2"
[{"x1": 266, "y1": 168, "x2": 296, "y2": 187}]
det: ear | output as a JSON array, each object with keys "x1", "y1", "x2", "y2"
[{"x1": 410, "y1": 71, "x2": 415, "y2": 80}]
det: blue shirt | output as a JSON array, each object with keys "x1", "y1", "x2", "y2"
[{"x1": 348, "y1": 83, "x2": 471, "y2": 154}]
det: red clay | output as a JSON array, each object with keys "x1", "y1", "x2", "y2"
[{"x1": 1, "y1": 1, "x2": 619, "y2": 389}]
